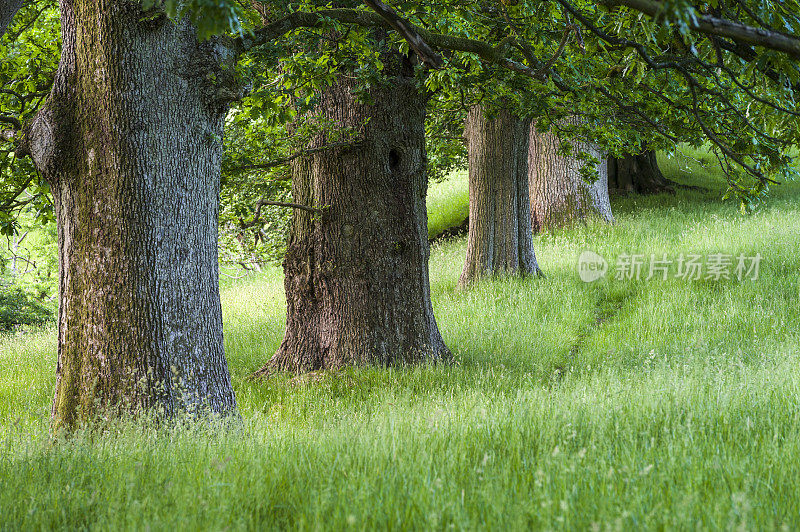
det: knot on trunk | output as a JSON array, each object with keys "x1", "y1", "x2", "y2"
[
  {"x1": 192, "y1": 36, "x2": 242, "y2": 111},
  {"x1": 18, "y1": 106, "x2": 63, "y2": 181}
]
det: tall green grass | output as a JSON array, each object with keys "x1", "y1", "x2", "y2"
[
  {"x1": 427, "y1": 169, "x2": 469, "y2": 239},
  {"x1": 2, "y1": 150, "x2": 800, "y2": 529}
]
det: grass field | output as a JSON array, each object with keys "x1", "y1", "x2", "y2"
[{"x1": 2, "y1": 149, "x2": 800, "y2": 529}]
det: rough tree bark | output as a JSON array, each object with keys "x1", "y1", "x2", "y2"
[
  {"x1": 459, "y1": 106, "x2": 540, "y2": 287},
  {"x1": 24, "y1": 1, "x2": 238, "y2": 428},
  {"x1": 608, "y1": 149, "x2": 674, "y2": 195},
  {"x1": 528, "y1": 123, "x2": 614, "y2": 232},
  {"x1": 259, "y1": 54, "x2": 450, "y2": 374}
]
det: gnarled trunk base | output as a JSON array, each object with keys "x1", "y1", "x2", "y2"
[{"x1": 608, "y1": 150, "x2": 674, "y2": 195}]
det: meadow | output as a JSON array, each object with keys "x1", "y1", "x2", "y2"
[{"x1": 1, "y1": 150, "x2": 799, "y2": 530}]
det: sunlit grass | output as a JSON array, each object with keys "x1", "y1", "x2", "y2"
[
  {"x1": 2, "y1": 150, "x2": 800, "y2": 529},
  {"x1": 427, "y1": 169, "x2": 469, "y2": 239}
]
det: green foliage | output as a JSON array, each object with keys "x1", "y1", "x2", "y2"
[
  {"x1": 0, "y1": 282, "x2": 53, "y2": 331},
  {"x1": 0, "y1": 205, "x2": 58, "y2": 323},
  {"x1": 425, "y1": 93, "x2": 467, "y2": 183},
  {"x1": 0, "y1": 4, "x2": 60, "y2": 312},
  {"x1": 7, "y1": 0, "x2": 799, "y2": 250},
  {"x1": 0, "y1": 1, "x2": 59, "y2": 235},
  {"x1": 0, "y1": 1, "x2": 59, "y2": 125},
  {"x1": 139, "y1": 0, "x2": 245, "y2": 39},
  {"x1": 383, "y1": 0, "x2": 800, "y2": 208},
  {"x1": 219, "y1": 111, "x2": 293, "y2": 267}
]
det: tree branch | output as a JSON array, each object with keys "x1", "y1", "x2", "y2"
[
  {"x1": 0, "y1": 115, "x2": 22, "y2": 130},
  {"x1": 228, "y1": 141, "x2": 362, "y2": 173},
  {"x1": 241, "y1": 198, "x2": 324, "y2": 230},
  {"x1": 603, "y1": 0, "x2": 800, "y2": 58},
  {"x1": 233, "y1": 5, "x2": 791, "y2": 189},
  {"x1": 238, "y1": 9, "x2": 387, "y2": 52},
  {"x1": 362, "y1": 0, "x2": 444, "y2": 68},
  {"x1": 0, "y1": 175, "x2": 33, "y2": 211},
  {"x1": 239, "y1": 8, "x2": 544, "y2": 79},
  {"x1": 535, "y1": 24, "x2": 576, "y2": 79}
]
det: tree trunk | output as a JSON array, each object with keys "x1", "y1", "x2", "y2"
[
  {"x1": 27, "y1": 1, "x2": 237, "y2": 428},
  {"x1": 459, "y1": 106, "x2": 540, "y2": 287},
  {"x1": 260, "y1": 56, "x2": 450, "y2": 374},
  {"x1": 0, "y1": 0, "x2": 24, "y2": 39},
  {"x1": 608, "y1": 149, "x2": 674, "y2": 195},
  {"x1": 528, "y1": 123, "x2": 614, "y2": 232}
]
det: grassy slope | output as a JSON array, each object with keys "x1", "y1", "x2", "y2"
[{"x1": 2, "y1": 149, "x2": 800, "y2": 530}]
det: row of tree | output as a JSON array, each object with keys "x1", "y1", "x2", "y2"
[{"x1": 1, "y1": 0, "x2": 799, "y2": 429}]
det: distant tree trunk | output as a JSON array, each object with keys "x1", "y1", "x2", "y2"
[
  {"x1": 0, "y1": 0, "x2": 24, "y2": 39},
  {"x1": 608, "y1": 149, "x2": 673, "y2": 195},
  {"x1": 25, "y1": 1, "x2": 238, "y2": 429},
  {"x1": 259, "y1": 54, "x2": 450, "y2": 374},
  {"x1": 528, "y1": 123, "x2": 614, "y2": 232},
  {"x1": 459, "y1": 106, "x2": 540, "y2": 287}
]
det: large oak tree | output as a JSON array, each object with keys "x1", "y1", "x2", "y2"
[
  {"x1": 17, "y1": 0, "x2": 241, "y2": 427},
  {"x1": 259, "y1": 50, "x2": 451, "y2": 373}
]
